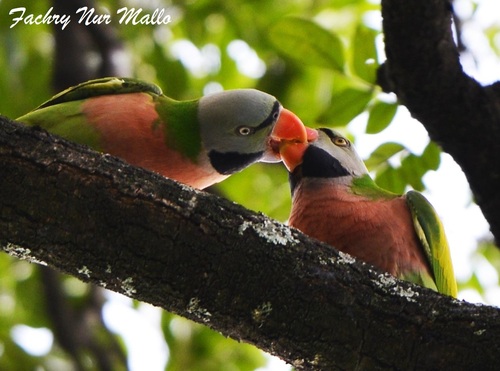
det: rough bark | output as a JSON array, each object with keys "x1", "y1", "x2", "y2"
[
  {"x1": 1, "y1": 117, "x2": 500, "y2": 370},
  {"x1": 380, "y1": 0, "x2": 500, "y2": 245}
]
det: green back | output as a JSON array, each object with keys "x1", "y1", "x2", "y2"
[
  {"x1": 406, "y1": 190, "x2": 458, "y2": 297},
  {"x1": 17, "y1": 77, "x2": 166, "y2": 150},
  {"x1": 36, "y1": 77, "x2": 163, "y2": 109},
  {"x1": 17, "y1": 77, "x2": 202, "y2": 159}
]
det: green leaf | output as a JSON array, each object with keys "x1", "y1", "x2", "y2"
[
  {"x1": 163, "y1": 314, "x2": 265, "y2": 371},
  {"x1": 400, "y1": 154, "x2": 426, "y2": 191},
  {"x1": 331, "y1": 0, "x2": 369, "y2": 7},
  {"x1": 320, "y1": 86, "x2": 373, "y2": 127},
  {"x1": 352, "y1": 24, "x2": 379, "y2": 83},
  {"x1": 366, "y1": 101, "x2": 398, "y2": 134},
  {"x1": 465, "y1": 272, "x2": 485, "y2": 293},
  {"x1": 372, "y1": 142, "x2": 440, "y2": 193},
  {"x1": 269, "y1": 17, "x2": 344, "y2": 72},
  {"x1": 364, "y1": 142, "x2": 406, "y2": 169},
  {"x1": 421, "y1": 141, "x2": 441, "y2": 170},
  {"x1": 217, "y1": 163, "x2": 292, "y2": 221},
  {"x1": 397, "y1": 142, "x2": 441, "y2": 191},
  {"x1": 375, "y1": 165, "x2": 406, "y2": 194}
]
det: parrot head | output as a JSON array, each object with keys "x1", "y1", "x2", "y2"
[
  {"x1": 279, "y1": 128, "x2": 368, "y2": 191},
  {"x1": 198, "y1": 89, "x2": 311, "y2": 175}
]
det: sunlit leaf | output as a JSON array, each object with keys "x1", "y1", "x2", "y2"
[
  {"x1": 459, "y1": 272, "x2": 485, "y2": 294},
  {"x1": 217, "y1": 163, "x2": 291, "y2": 221},
  {"x1": 269, "y1": 17, "x2": 344, "y2": 72},
  {"x1": 375, "y1": 165, "x2": 406, "y2": 194},
  {"x1": 477, "y1": 240, "x2": 500, "y2": 281},
  {"x1": 352, "y1": 24, "x2": 379, "y2": 84},
  {"x1": 366, "y1": 100, "x2": 398, "y2": 134},
  {"x1": 400, "y1": 154, "x2": 426, "y2": 191},
  {"x1": 365, "y1": 142, "x2": 406, "y2": 169},
  {"x1": 331, "y1": 0, "x2": 370, "y2": 7},
  {"x1": 162, "y1": 314, "x2": 265, "y2": 371},
  {"x1": 14, "y1": 265, "x2": 50, "y2": 328},
  {"x1": 320, "y1": 86, "x2": 373, "y2": 127},
  {"x1": 372, "y1": 142, "x2": 440, "y2": 193},
  {"x1": 421, "y1": 141, "x2": 441, "y2": 170}
]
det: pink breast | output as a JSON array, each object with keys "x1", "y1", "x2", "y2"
[
  {"x1": 82, "y1": 93, "x2": 224, "y2": 189},
  {"x1": 289, "y1": 182, "x2": 430, "y2": 277}
]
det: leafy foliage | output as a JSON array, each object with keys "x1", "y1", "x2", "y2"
[
  {"x1": 0, "y1": 0, "x2": 496, "y2": 369},
  {"x1": 366, "y1": 100, "x2": 398, "y2": 134},
  {"x1": 162, "y1": 314, "x2": 265, "y2": 371},
  {"x1": 367, "y1": 141, "x2": 441, "y2": 194},
  {"x1": 269, "y1": 17, "x2": 345, "y2": 72}
]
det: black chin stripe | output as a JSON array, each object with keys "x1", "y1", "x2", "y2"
[
  {"x1": 289, "y1": 146, "x2": 349, "y2": 194},
  {"x1": 302, "y1": 146, "x2": 350, "y2": 178},
  {"x1": 209, "y1": 150, "x2": 264, "y2": 175}
]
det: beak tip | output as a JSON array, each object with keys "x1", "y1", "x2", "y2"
[
  {"x1": 306, "y1": 127, "x2": 319, "y2": 142},
  {"x1": 279, "y1": 141, "x2": 308, "y2": 173},
  {"x1": 269, "y1": 108, "x2": 319, "y2": 169}
]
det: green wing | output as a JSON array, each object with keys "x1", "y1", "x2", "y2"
[
  {"x1": 16, "y1": 77, "x2": 164, "y2": 150},
  {"x1": 35, "y1": 77, "x2": 163, "y2": 109},
  {"x1": 406, "y1": 190, "x2": 458, "y2": 297}
]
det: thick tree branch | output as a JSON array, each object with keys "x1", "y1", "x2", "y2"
[
  {"x1": 1, "y1": 116, "x2": 500, "y2": 370},
  {"x1": 380, "y1": 0, "x2": 500, "y2": 244}
]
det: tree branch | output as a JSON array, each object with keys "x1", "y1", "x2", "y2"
[
  {"x1": 1, "y1": 116, "x2": 500, "y2": 369},
  {"x1": 380, "y1": 0, "x2": 500, "y2": 244}
]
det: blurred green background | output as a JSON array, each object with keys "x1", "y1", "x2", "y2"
[{"x1": 1, "y1": 0, "x2": 499, "y2": 369}]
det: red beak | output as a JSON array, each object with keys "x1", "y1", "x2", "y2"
[
  {"x1": 267, "y1": 108, "x2": 318, "y2": 168},
  {"x1": 278, "y1": 127, "x2": 318, "y2": 172},
  {"x1": 268, "y1": 108, "x2": 318, "y2": 171}
]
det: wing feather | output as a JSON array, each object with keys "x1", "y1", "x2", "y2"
[
  {"x1": 16, "y1": 78, "x2": 164, "y2": 150},
  {"x1": 36, "y1": 77, "x2": 163, "y2": 109},
  {"x1": 406, "y1": 190, "x2": 457, "y2": 297}
]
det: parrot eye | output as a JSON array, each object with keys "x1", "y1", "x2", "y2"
[
  {"x1": 272, "y1": 111, "x2": 280, "y2": 121},
  {"x1": 333, "y1": 137, "x2": 349, "y2": 147},
  {"x1": 237, "y1": 126, "x2": 253, "y2": 136}
]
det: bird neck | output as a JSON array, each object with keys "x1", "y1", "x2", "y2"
[
  {"x1": 155, "y1": 97, "x2": 202, "y2": 161},
  {"x1": 289, "y1": 167, "x2": 353, "y2": 197},
  {"x1": 350, "y1": 174, "x2": 398, "y2": 200},
  {"x1": 290, "y1": 174, "x2": 399, "y2": 209},
  {"x1": 291, "y1": 177, "x2": 357, "y2": 205}
]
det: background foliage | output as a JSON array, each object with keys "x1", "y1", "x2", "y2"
[{"x1": 0, "y1": 0, "x2": 498, "y2": 369}]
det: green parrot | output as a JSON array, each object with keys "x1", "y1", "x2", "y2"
[
  {"x1": 278, "y1": 127, "x2": 457, "y2": 297},
  {"x1": 17, "y1": 77, "x2": 309, "y2": 189}
]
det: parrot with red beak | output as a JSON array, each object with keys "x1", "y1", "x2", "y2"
[
  {"x1": 279, "y1": 127, "x2": 457, "y2": 297},
  {"x1": 17, "y1": 77, "x2": 308, "y2": 189}
]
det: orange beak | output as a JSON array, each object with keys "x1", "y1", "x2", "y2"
[
  {"x1": 268, "y1": 108, "x2": 318, "y2": 171},
  {"x1": 269, "y1": 108, "x2": 318, "y2": 165},
  {"x1": 279, "y1": 126, "x2": 318, "y2": 172}
]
